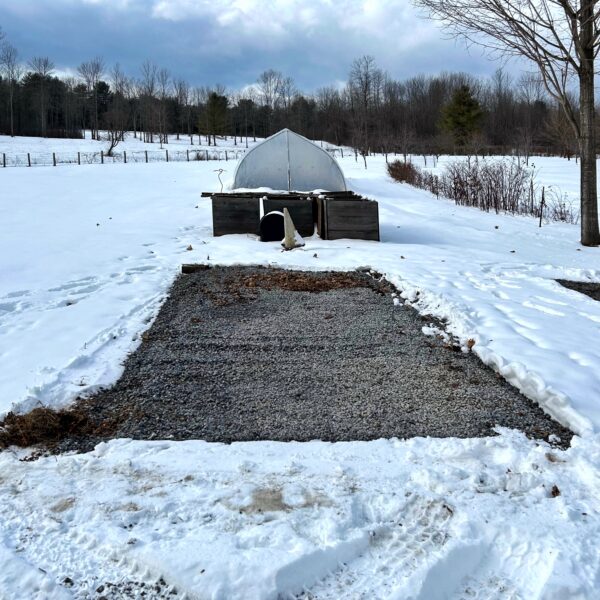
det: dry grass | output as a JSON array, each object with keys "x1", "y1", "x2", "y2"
[{"x1": 0, "y1": 405, "x2": 115, "y2": 449}]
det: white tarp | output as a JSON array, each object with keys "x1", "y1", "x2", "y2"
[{"x1": 232, "y1": 129, "x2": 347, "y2": 191}]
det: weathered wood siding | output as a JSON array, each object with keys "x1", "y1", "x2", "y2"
[
  {"x1": 263, "y1": 198, "x2": 315, "y2": 237},
  {"x1": 324, "y1": 199, "x2": 380, "y2": 241},
  {"x1": 212, "y1": 196, "x2": 260, "y2": 236}
]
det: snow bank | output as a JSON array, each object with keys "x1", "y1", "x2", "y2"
[{"x1": 1, "y1": 430, "x2": 599, "y2": 598}]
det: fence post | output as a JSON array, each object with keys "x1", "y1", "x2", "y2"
[
  {"x1": 124, "y1": 151, "x2": 127, "y2": 164},
  {"x1": 77, "y1": 151, "x2": 80, "y2": 165},
  {"x1": 186, "y1": 149, "x2": 189, "y2": 162},
  {"x1": 53, "y1": 152, "x2": 56, "y2": 167},
  {"x1": 341, "y1": 148, "x2": 344, "y2": 158},
  {"x1": 2, "y1": 153, "x2": 5, "y2": 168},
  {"x1": 145, "y1": 150, "x2": 148, "y2": 163},
  {"x1": 27, "y1": 153, "x2": 31, "y2": 167},
  {"x1": 205, "y1": 149, "x2": 208, "y2": 161},
  {"x1": 225, "y1": 151, "x2": 228, "y2": 162},
  {"x1": 166, "y1": 149, "x2": 169, "y2": 162},
  {"x1": 101, "y1": 150, "x2": 104, "y2": 164}
]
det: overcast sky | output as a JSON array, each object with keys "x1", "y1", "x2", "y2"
[{"x1": 0, "y1": 0, "x2": 511, "y2": 91}]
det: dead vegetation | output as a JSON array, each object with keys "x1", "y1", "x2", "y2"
[
  {"x1": 239, "y1": 270, "x2": 377, "y2": 293},
  {"x1": 0, "y1": 405, "x2": 116, "y2": 450},
  {"x1": 194, "y1": 268, "x2": 396, "y2": 308}
]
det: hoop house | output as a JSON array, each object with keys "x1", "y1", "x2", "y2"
[{"x1": 233, "y1": 129, "x2": 347, "y2": 192}]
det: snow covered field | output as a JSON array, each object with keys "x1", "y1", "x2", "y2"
[{"x1": 1, "y1": 143, "x2": 600, "y2": 598}]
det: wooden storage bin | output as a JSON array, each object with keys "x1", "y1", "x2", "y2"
[
  {"x1": 212, "y1": 196, "x2": 260, "y2": 236},
  {"x1": 318, "y1": 197, "x2": 379, "y2": 241},
  {"x1": 263, "y1": 197, "x2": 315, "y2": 237}
]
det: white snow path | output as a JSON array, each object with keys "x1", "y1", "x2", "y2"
[{"x1": 1, "y1": 430, "x2": 599, "y2": 599}]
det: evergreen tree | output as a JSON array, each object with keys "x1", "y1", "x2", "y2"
[
  {"x1": 441, "y1": 85, "x2": 483, "y2": 148},
  {"x1": 203, "y1": 92, "x2": 228, "y2": 146}
]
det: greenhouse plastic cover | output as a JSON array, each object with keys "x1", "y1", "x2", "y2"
[{"x1": 232, "y1": 129, "x2": 347, "y2": 192}]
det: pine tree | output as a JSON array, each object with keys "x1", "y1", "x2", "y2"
[{"x1": 441, "y1": 85, "x2": 483, "y2": 148}]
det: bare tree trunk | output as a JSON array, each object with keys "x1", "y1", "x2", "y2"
[
  {"x1": 9, "y1": 86, "x2": 14, "y2": 137},
  {"x1": 579, "y1": 0, "x2": 600, "y2": 246}
]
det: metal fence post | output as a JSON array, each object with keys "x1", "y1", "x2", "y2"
[
  {"x1": 166, "y1": 149, "x2": 169, "y2": 162},
  {"x1": 2, "y1": 153, "x2": 5, "y2": 168},
  {"x1": 145, "y1": 150, "x2": 148, "y2": 163},
  {"x1": 77, "y1": 151, "x2": 81, "y2": 165},
  {"x1": 124, "y1": 150, "x2": 127, "y2": 164},
  {"x1": 52, "y1": 152, "x2": 56, "y2": 167},
  {"x1": 27, "y1": 153, "x2": 31, "y2": 167},
  {"x1": 101, "y1": 150, "x2": 104, "y2": 164}
]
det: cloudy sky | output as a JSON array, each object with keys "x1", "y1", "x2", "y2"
[{"x1": 0, "y1": 0, "x2": 506, "y2": 90}]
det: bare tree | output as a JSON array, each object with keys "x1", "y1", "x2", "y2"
[
  {"x1": 140, "y1": 60, "x2": 158, "y2": 143},
  {"x1": 103, "y1": 63, "x2": 130, "y2": 156},
  {"x1": 348, "y1": 55, "x2": 384, "y2": 167},
  {"x1": 157, "y1": 67, "x2": 171, "y2": 147},
  {"x1": 413, "y1": 0, "x2": 600, "y2": 245},
  {"x1": 0, "y1": 43, "x2": 22, "y2": 137},
  {"x1": 257, "y1": 69, "x2": 283, "y2": 134},
  {"x1": 173, "y1": 78, "x2": 190, "y2": 139},
  {"x1": 28, "y1": 56, "x2": 54, "y2": 137},
  {"x1": 78, "y1": 57, "x2": 104, "y2": 140}
]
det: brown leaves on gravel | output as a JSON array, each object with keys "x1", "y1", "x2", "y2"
[{"x1": 239, "y1": 271, "x2": 372, "y2": 293}]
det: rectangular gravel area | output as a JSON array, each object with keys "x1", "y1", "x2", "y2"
[{"x1": 66, "y1": 266, "x2": 572, "y2": 450}]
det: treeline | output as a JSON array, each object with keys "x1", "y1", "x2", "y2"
[{"x1": 0, "y1": 29, "x2": 581, "y2": 158}]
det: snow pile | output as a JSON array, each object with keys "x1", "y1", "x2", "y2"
[{"x1": 1, "y1": 430, "x2": 599, "y2": 599}]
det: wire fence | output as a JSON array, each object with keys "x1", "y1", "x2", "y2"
[
  {"x1": 0, "y1": 146, "x2": 345, "y2": 169},
  {"x1": 0, "y1": 147, "x2": 249, "y2": 168}
]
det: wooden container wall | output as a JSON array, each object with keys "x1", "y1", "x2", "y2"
[
  {"x1": 263, "y1": 197, "x2": 315, "y2": 237},
  {"x1": 212, "y1": 196, "x2": 260, "y2": 236},
  {"x1": 321, "y1": 198, "x2": 380, "y2": 241}
]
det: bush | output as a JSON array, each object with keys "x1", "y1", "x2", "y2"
[
  {"x1": 387, "y1": 160, "x2": 419, "y2": 185},
  {"x1": 389, "y1": 157, "x2": 578, "y2": 223}
]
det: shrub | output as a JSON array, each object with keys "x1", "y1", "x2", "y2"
[
  {"x1": 389, "y1": 156, "x2": 578, "y2": 224},
  {"x1": 387, "y1": 160, "x2": 420, "y2": 185}
]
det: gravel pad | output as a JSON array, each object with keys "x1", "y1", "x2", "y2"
[
  {"x1": 65, "y1": 267, "x2": 571, "y2": 450},
  {"x1": 557, "y1": 279, "x2": 600, "y2": 302}
]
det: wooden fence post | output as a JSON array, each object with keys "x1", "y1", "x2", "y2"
[
  {"x1": 52, "y1": 152, "x2": 56, "y2": 167},
  {"x1": 166, "y1": 149, "x2": 169, "y2": 162},
  {"x1": 77, "y1": 151, "x2": 80, "y2": 165},
  {"x1": 124, "y1": 151, "x2": 127, "y2": 164},
  {"x1": 145, "y1": 150, "x2": 148, "y2": 163},
  {"x1": 27, "y1": 153, "x2": 31, "y2": 167},
  {"x1": 101, "y1": 150, "x2": 104, "y2": 164}
]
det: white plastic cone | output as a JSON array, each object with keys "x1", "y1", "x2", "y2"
[{"x1": 282, "y1": 208, "x2": 305, "y2": 250}]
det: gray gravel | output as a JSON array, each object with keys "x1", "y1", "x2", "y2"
[
  {"x1": 558, "y1": 279, "x2": 600, "y2": 302},
  {"x1": 62, "y1": 266, "x2": 571, "y2": 451}
]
